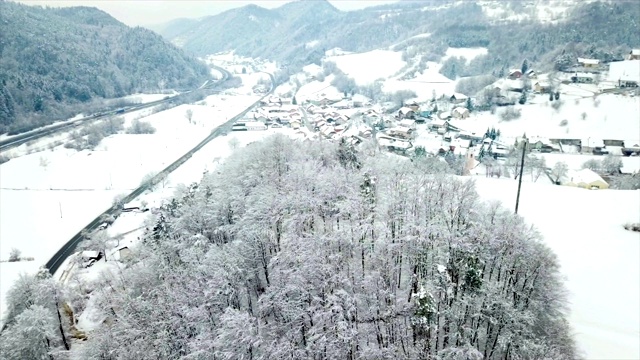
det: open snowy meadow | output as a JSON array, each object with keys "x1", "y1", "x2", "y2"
[{"x1": 471, "y1": 176, "x2": 640, "y2": 359}]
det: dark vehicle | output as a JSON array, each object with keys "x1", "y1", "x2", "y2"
[{"x1": 115, "y1": 108, "x2": 126, "y2": 114}]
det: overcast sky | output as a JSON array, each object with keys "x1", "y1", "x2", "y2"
[{"x1": 14, "y1": 0, "x2": 399, "y2": 27}]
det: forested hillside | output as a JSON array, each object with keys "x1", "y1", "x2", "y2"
[
  {"x1": 26, "y1": 135, "x2": 577, "y2": 359},
  {"x1": 156, "y1": 0, "x2": 639, "y2": 80},
  {"x1": 0, "y1": 2, "x2": 209, "y2": 134}
]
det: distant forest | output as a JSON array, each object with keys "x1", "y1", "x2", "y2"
[
  {"x1": 0, "y1": 2, "x2": 209, "y2": 134},
  {"x1": 156, "y1": 0, "x2": 639, "y2": 84}
]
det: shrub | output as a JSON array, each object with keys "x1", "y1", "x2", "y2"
[
  {"x1": 499, "y1": 107, "x2": 522, "y2": 121},
  {"x1": 551, "y1": 100, "x2": 564, "y2": 111},
  {"x1": 623, "y1": 223, "x2": 640, "y2": 232},
  {"x1": 0, "y1": 154, "x2": 10, "y2": 164},
  {"x1": 581, "y1": 159, "x2": 601, "y2": 171},
  {"x1": 9, "y1": 248, "x2": 21, "y2": 262},
  {"x1": 559, "y1": 119, "x2": 568, "y2": 126},
  {"x1": 126, "y1": 119, "x2": 156, "y2": 134}
]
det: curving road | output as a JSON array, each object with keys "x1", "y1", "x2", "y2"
[
  {"x1": 44, "y1": 71, "x2": 276, "y2": 275},
  {"x1": 0, "y1": 65, "x2": 230, "y2": 153}
]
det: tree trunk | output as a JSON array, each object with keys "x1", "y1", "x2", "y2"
[{"x1": 55, "y1": 299, "x2": 70, "y2": 351}]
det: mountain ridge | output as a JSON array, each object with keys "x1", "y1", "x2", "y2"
[{"x1": 0, "y1": 2, "x2": 210, "y2": 134}]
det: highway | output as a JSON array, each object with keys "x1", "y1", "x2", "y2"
[
  {"x1": 0, "y1": 65, "x2": 230, "y2": 153},
  {"x1": 44, "y1": 71, "x2": 276, "y2": 275}
]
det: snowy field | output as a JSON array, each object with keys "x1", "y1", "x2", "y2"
[
  {"x1": 295, "y1": 75, "x2": 343, "y2": 103},
  {"x1": 383, "y1": 61, "x2": 456, "y2": 101},
  {"x1": 326, "y1": 49, "x2": 407, "y2": 85},
  {"x1": 448, "y1": 94, "x2": 640, "y2": 142},
  {"x1": 442, "y1": 47, "x2": 489, "y2": 63},
  {"x1": 471, "y1": 176, "x2": 640, "y2": 359},
  {"x1": 0, "y1": 92, "x2": 260, "y2": 320}
]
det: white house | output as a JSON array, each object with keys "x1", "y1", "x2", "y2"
[
  {"x1": 244, "y1": 121, "x2": 267, "y2": 131},
  {"x1": 452, "y1": 107, "x2": 470, "y2": 119},
  {"x1": 608, "y1": 60, "x2": 640, "y2": 87}
]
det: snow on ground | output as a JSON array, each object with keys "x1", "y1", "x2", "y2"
[
  {"x1": 470, "y1": 176, "x2": 640, "y2": 359},
  {"x1": 448, "y1": 94, "x2": 640, "y2": 142},
  {"x1": 442, "y1": 47, "x2": 488, "y2": 63},
  {"x1": 302, "y1": 63, "x2": 323, "y2": 76},
  {"x1": 295, "y1": 75, "x2": 342, "y2": 103},
  {"x1": 325, "y1": 48, "x2": 353, "y2": 57},
  {"x1": 273, "y1": 82, "x2": 295, "y2": 97},
  {"x1": 121, "y1": 92, "x2": 175, "y2": 104},
  {"x1": 537, "y1": 152, "x2": 640, "y2": 173},
  {"x1": 0, "y1": 93, "x2": 259, "y2": 320},
  {"x1": 326, "y1": 50, "x2": 406, "y2": 85},
  {"x1": 383, "y1": 62, "x2": 455, "y2": 101}
]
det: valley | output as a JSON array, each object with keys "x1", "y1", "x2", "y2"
[{"x1": 0, "y1": 1, "x2": 638, "y2": 359}]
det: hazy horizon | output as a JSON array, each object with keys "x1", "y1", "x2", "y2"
[{"x1": 13, "y1": 0, "x2": 399, "y2": 27}]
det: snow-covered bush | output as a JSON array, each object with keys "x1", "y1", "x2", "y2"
[
  {"x1": 8, "y1": 248, "x2": 21, "y2": 262},
  {"x1": 125, "y1": 119, "x2": 156, "y2": 134},
  {"x1": 499, "y1": 107, "x2": 521, "y2": 121}
]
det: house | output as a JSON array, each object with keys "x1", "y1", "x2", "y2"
[
  {"x1": 398, "y1": 106, "x2": 416, "y2": 119},
  {"x1": 577, "y1": 58, "x2": 600, "y2": 68},
  {"x1": 571, "y1": 72, "x2": 595, "y2": 83},
  {"x1": 243, "y1": 122, "x2": 267, "y2": 131},
  {"x1": 290, "y1": 119, "x2": 302, "y2": 130},
  {"x1": 399, "y1": 119, "x2": 416, "y2": 129},
  {"x1": 117, "y1": 247, "x2": 132, "y2": 261},
  {"x1": 533, "y1": 81, "x2": 552, "y2": 93},
  {"x1": 320, "y1": 125, "x2": 336, "y2": 138},
  {"x1": 603, "y1": 139, "x2": 624, "y2": 147},
  {"x1": 388, "y1": 126, "x2": 413, "y2": 139},
  {"x1": 508, "y1": 69, "x2": 523, "y2": 80},
  {"x1": 429, "y1": 119, "x2": 449, "y2": 132},
  {"x1": 333, "y1": 99, "x2": 352, "y2": 109},
  {"x1": 629, "y1": 49, "x2": 640, "y2": 61},
  {"x1": 564, "y1": 169, "x2": 609, "y2": 189},
  {"x1": 449, "y1": 93, "x2": 468, "y2": 104},
  {"x1": 525, "y1": 69, "x2": 537, "y2": 78},
  {"x1": 352, "y1": 94, "x2": 371, "y2": 107},
  {"x1": 608, "y1": 60, "x2": 640, "y2": 87},
  {"x1": 452, "y1": 107, "x2": 470, "y2": 119},
  {"x1": 405, "y1": 101, "x2": 420, "y2": 112},
  {"x1": 622, "y1": 142, "x2": 640, "y2": 156}
]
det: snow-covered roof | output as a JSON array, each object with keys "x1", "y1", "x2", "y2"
[
  {"x1": 566, "y1": 169, "x2": 608, "y2": 186},
  {"x1": 577, "y1": 58, "x2": 600, "y2": 65},
  {"x1": 399, "y1": 119, "x2": 416, "y2": 127},
  {"x1": 509, "y1": 69, "x2": 522, "y2": 74},
  {"x1": 399, "y1": 106, "x2": 414, "y2": 114},
  {"x1": 632, "y1": 49, "x2": 640, "y2": 56},
  {"x1": 430, "y1": 119, "x2": 448, "y2": 127},
  {"x1": 452, "y1": 107, "x2": 469, "y2": 115},
  {"x1": 450, "y1": 93, "x2": 468, "y2": 100},
  {"x1": 574, "y1": 72, "x2": 594, "y2": 78},
  {"x1": 608, "y1": 60, "x2": 640, "y2": 82}
]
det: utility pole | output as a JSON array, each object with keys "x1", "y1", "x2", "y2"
[
  {"x1": 59, "y1": 201, "x2": 63, "y2": 219},
  {"x1": 515, "y1": 135, "x2": 527, "y2": 214}
]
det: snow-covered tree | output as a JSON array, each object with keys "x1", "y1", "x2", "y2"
[
  {"x1": 80, "y1": 134, "x2": 577, "y2": 359},
  {"x1": 551, "y1": 161, "x2": 569, "y2": 184}
]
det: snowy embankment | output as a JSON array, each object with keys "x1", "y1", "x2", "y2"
[
  {"x1": 0, "y1": 88, "x2": 261, "y2": 319},
  {"x1": 471, "y1": 176, "x2": 640, "y2": 359},
  {"x1": 449, "y1": 94, "x2": 640, "y2": 143}
]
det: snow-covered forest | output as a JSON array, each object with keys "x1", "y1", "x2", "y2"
[{"x1": 1, "y1": 135, "x2": 576, "y2": 359}]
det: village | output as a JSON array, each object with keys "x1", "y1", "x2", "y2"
[{"x1": 229, "y1": 49, "x2": 640, "y2": 190}]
